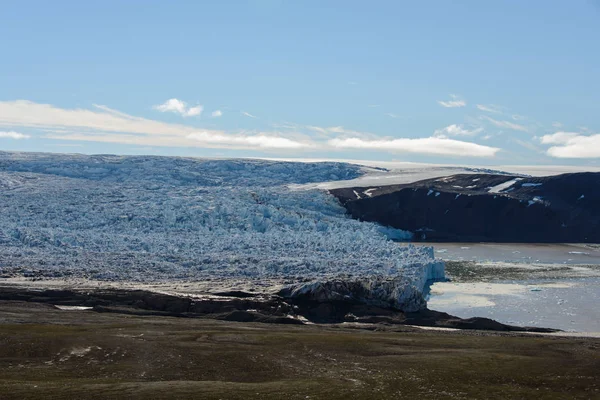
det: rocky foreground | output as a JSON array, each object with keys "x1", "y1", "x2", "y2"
[
  {"x1": 332, "y1": 172, "x2": 600, "y2": 242},
  {"x1": 0, "y1": 285, "x2": 557, "y2": 333},
  {"x1": 0, "y1": 300, "x2": 598, "y2": 400}
]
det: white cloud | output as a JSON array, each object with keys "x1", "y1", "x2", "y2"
[
  {"x1": 211, "y1": 110, "x2": 223, "y2": 118},
  {"x1": 0, "y1": 99, "x2": 506, "y2": 158},
  {"x1": 187, "y1": 132, "x2": 308, "y2": 149},
  {"x1": 328, "y1": 136, "x2": 499, "y2": 157},
  {"x1": 552, "y1": 122, "x2": 563, "y2": 128},
  {"x1": 482, "y1": 116, "x2": 528, "y2": 132},
  {"x1": 1, "y1": 100, "x2": 202, "y2": 137},
  {"x1": 186, "y1": 105, "x2": 203, "y2": 117},
  {"x1": 386, "y1": 113, "x2": 401, "y2": 118},
  {"x1": 438, "y1": 94, "x2": 466, "y2": 108},
  {"x1": 540, "y1": 131, "x2": 600, "y2": 158},
  {"x1": 476, "y1": 104, "x2": 502, "y2": 114},
  {"x1": 0, "y1": 131, "x2": 30, "y2": 139},
  {"x1": 0, "y1": 100, "x2": 303, "y2": 152},
  {"x1": 433, "y1": 124, "x2": 482, "y2": 138},
  {"x1": 539, "y1": 131, "x2": 580, "y2": 145},
  {"x1": 153, "y1": 98, "x2": 203, "y2": 117},
  {"x1": 241, "y1": 111, "x2": 257, "y2": 118}
]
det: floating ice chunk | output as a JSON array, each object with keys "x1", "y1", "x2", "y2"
[
  {"x1": 521, "y1": 183, "x2": 542, "y2": 187},
  {"x1": 435, "y1": 192, "x2": 440, "y2": 197},
  {"x1": 427, "y1": 189, "x2": 434, "y2": 196},
  {"x1": 353, "y1": 190, "x2": 362, "y2": 199},
  {"x1": 578, "y1": 194, "x2": 585, "y2": 200}
]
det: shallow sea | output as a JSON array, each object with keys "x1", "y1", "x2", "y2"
[{"x1": 404, "y1": 243, "x2": 600, "y2": 334}]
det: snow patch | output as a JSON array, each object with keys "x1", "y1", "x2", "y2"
[
  {"x1": 528, "y1": 196, "x2": 544, "y2": 207},
  {"x1": 364, "y1": 188, "x2": 376, "y2": 197},
  {"x1": 488, "y1": 178, "x2": 522, "y2": 193},
  {"x1": 55, "y1": 305, "x2": 93, "y2": 311}
]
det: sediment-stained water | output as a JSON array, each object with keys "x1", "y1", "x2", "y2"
[{"x1": 404, "y1": 243, "x2": 600, "y2": 334}]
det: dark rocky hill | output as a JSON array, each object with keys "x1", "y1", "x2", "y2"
[{"x1": 331, "y1": 172, "x2": 600, "y2": 243}]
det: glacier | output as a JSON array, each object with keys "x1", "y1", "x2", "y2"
[{"x1": 0, "y1": 152, "x2": 444, "y2": 312}]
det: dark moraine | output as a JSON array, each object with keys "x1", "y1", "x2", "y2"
[
  {"x1": 331, "y1": 172, "x2": 600, "y2": 243},
  {"x1": 0, "y1": 286, "x2": 558, "y2": 332}
]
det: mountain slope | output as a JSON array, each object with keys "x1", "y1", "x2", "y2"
[{"x1": 331, "y1": 172, "x2": 600, "y2": 242}]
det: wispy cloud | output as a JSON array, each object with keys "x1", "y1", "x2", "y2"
[
  {"x1": 482, "y1": 116, "x2": 528, "y2": 132},
  {"x1": 540, "y1": 131, "x2": 600, "y2": 158},
  {"x1": 512, "y1": 138, "x2": 543, "y2": 153},
  {"x1": 0, "y1": 100, "x2": 504, "y2": 158},
  {"x1": 0, "y1": 130, "x2": 30, "y2": 139},
  {"x1": 385, "y1": 113, "x2": 401, "y2": 118},
  {"x1": 329, "y1": 136, "x2": 499, "y2": 157},
  {"x1": 476, "y1": 104, "x2": 502, "y2": 114},
  {"x1": 211, "y1": 110, "x2": 223, "y2": 118},
  {"x1": 306, "y1": 125, "x2": 330, "y2": 135},
  {"x1": 367, "y1": 104, "x2": 380, "y2": 108},
  {"x1": 0, "y1": 100, "x2": 302, "y2": 151},
  {"x1": 438, "y1": 94, "x2": 466, "y2": 108},
  {"x1": 241, "y1": 111, "x2": 257, "y2": 119},
  {"x1": 325, "y1": 126, "x2": 376, "y2": 139},
  {"x1": 433, "y1": 124, "x2": 482, "y2": 138},
  {"x1": 153, "y1": 98, "x2": 203, "y2": 117}
]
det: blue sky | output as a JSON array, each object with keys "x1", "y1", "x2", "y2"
[{"x1": 1, "y1": 0, "x2": 599, "y2": 165}]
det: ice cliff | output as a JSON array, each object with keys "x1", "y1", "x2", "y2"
[{"x1": 0, "y1": 152, "x2": 444, "y2": 311}]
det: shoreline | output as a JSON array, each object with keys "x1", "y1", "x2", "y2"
[{"x1": 0, "y1": 282, "x2": 558, "y2": 334}]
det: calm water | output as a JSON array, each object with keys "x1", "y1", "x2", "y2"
[
  {"x1": 407, "y1": 243, "x2": 600, "y2": 333},
  {"x1": 430, "y1": 243, "x2": 600, "y2": 265}
]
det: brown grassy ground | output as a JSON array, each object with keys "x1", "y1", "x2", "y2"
[{"x1": 0, "y1": 301, "x2": 598, "y2": 400}]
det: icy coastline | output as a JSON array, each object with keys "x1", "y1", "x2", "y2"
[{"x1": 0, "y1": 152, "x2": 444, "y2": 311}]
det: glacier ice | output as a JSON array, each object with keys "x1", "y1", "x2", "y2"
[{"x1": 0, "y1": 152, "x2": 444, "y2": 311}]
